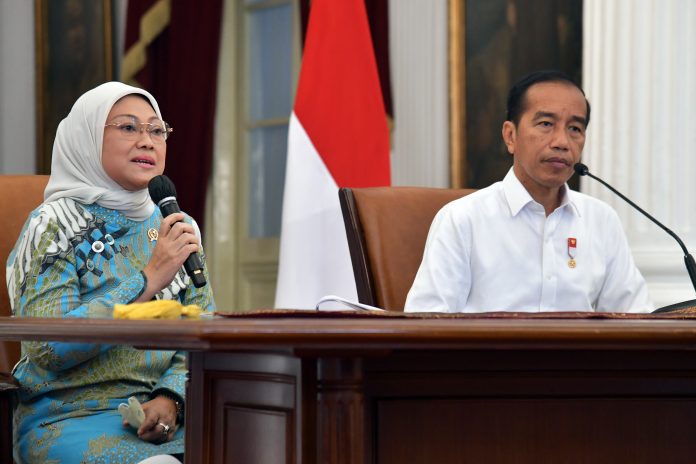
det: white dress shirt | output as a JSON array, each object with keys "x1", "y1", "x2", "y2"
[{"x1": 405, "y1": 169, "x2": 653, "y2": 313}]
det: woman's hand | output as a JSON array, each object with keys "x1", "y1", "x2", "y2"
[
  {"x1": 139, "y1": 212, "x2": 201, "y2": 301},
  {"x1": 135, "y1": 395, "x2": 178, "y2": 443}
]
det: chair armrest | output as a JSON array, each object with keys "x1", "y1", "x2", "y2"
[{"x1": 0, "y1": 372, "x2": 18, "y2": 392}]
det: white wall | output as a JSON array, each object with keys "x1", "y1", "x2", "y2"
[
  {"x1": 389, "y1": 0, "x2": 449, "y2": 187},
  {"x1": 0, "y1": 0, "x2": 36, "y2": 174},
  {"x1": 583, "y1": 0, "x2": 696, "y2": 308}
]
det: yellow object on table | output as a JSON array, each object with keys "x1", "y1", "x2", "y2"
[{"x1": 113, "y1": 300, "x2": 203, "y2": 320}]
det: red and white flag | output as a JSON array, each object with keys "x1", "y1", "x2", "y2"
[{"x1": 274, "y1": 0, "x2": 391, "y2": 309}]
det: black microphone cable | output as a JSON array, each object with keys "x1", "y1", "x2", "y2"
[{"x1": 574, "y1": 162, "x2": 696, "y2": 302}]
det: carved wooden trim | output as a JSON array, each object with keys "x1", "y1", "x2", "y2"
[{"x1": 317, "y1": 358, "x2": 365, "y2": 464}]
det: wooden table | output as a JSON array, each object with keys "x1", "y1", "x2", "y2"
[{"x1": 3, "y1": 314, "x2": 696, "y2": 463}]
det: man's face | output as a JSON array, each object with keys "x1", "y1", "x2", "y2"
[{"x1": 502, "y1": 81, "x2": 588, "y2": 196}]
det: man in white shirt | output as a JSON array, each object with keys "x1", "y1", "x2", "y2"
[{"x1": 405, "y1": 70, "x2": 652, "y2": 313}]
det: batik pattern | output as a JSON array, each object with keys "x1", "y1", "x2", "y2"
[{"x1": 7, "y1": 199, "x2": 215, "y2": 463}]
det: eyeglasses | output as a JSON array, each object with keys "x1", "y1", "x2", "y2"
[{"x1": 104, "y1": 117, "x2": 173, "y2": 142}]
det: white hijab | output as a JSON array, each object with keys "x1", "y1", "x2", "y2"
[{"x1": 44, "y1": 81, "x2": 164, "y2": 221}]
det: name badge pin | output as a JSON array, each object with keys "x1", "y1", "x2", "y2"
[{"x1": 147, "y1": 228, "x2": 158, "y2": 242}]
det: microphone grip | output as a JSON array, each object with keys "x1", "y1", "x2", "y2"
[
  {"x1": 159, "y1": 199, "x2": 182, "y2": 219},
  {"x1": 183, "y1": 255, "x2": 206, "y2": 288},
  {"x1": 158, "y1": 198, "x2": 207, "y2": 288}
]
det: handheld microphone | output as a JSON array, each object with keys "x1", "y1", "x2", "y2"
[
  {"x1": 148, "y1": 175, "x2": 207, "y2": 288},
  {"x1": 574, "y1": 162, "x2": 696, "y2": 299}
]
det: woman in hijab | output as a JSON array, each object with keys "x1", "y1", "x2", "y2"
[{"x1": 6, "y1": 82, "x2": 215, "y2": 464}]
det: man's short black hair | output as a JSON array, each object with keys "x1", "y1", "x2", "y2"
[{"x1": 506, "y1": 70, "x2": 591, "y2": 127}]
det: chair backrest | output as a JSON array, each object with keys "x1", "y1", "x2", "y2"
[
  {"x1": 0, "y1": 175, "x2": 49, "y2": 373},
  {"x1": 339, "y1": 186, "x2": 475, "y2": 312}
]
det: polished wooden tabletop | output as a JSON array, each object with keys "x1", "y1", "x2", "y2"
[{"x1": 2, "y1": 313, "x2": 696, "y2": 351}]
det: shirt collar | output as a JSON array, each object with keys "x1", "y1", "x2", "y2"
[{"x1": 502, "y1": 168, "x2": 581, "y2": 217}]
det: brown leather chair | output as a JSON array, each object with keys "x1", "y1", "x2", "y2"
[
  {"x1": 339, "y1": 186, "x2": 475, "y2": 311},
  {"x1": 0, "y1": 175, "x2": 49, "y2": 463}
]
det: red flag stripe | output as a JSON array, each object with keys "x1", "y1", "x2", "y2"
[{"x1": 293, "y1": 0, "x2": 390, "y2": 188}]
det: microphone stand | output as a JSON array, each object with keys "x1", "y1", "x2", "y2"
[{"x1": 575, "y1": 163, "x2": 696, "y2": 309}]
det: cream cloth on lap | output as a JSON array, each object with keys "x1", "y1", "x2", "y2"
[
  {"x1": 44, "y1": 81, "x2": 163, "y2": 221},
  {"x1": 137, "y1": 455, "x2": 182, "y2": 464}
]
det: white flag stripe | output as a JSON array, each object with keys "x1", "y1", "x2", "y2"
[{"x1": 274, "y1": 113, "x2": 357, "y2": 309}]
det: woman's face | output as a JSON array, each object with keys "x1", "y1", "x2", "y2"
[{"x1": 102, "y1": 95, "x2": 167, "y2": 191}]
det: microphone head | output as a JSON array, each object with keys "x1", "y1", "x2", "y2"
[
  {"x1": 574, "y1": 163, "x2": 589, "y2": 176},
  {"x1": 148, "y1": 175, "x2": 177, "y2": 205}
]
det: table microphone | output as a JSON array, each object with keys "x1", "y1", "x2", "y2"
[
  {"x1": 574, "y1": 162, "x2": 696, "y2": 302},
  {"x1": 148, "y1": 175, "x2": 207, "y2": 288}
]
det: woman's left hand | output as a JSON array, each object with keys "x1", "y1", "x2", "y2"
[{"x1": 136, "y1": 396, "x2": 178, "y2": 443}]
